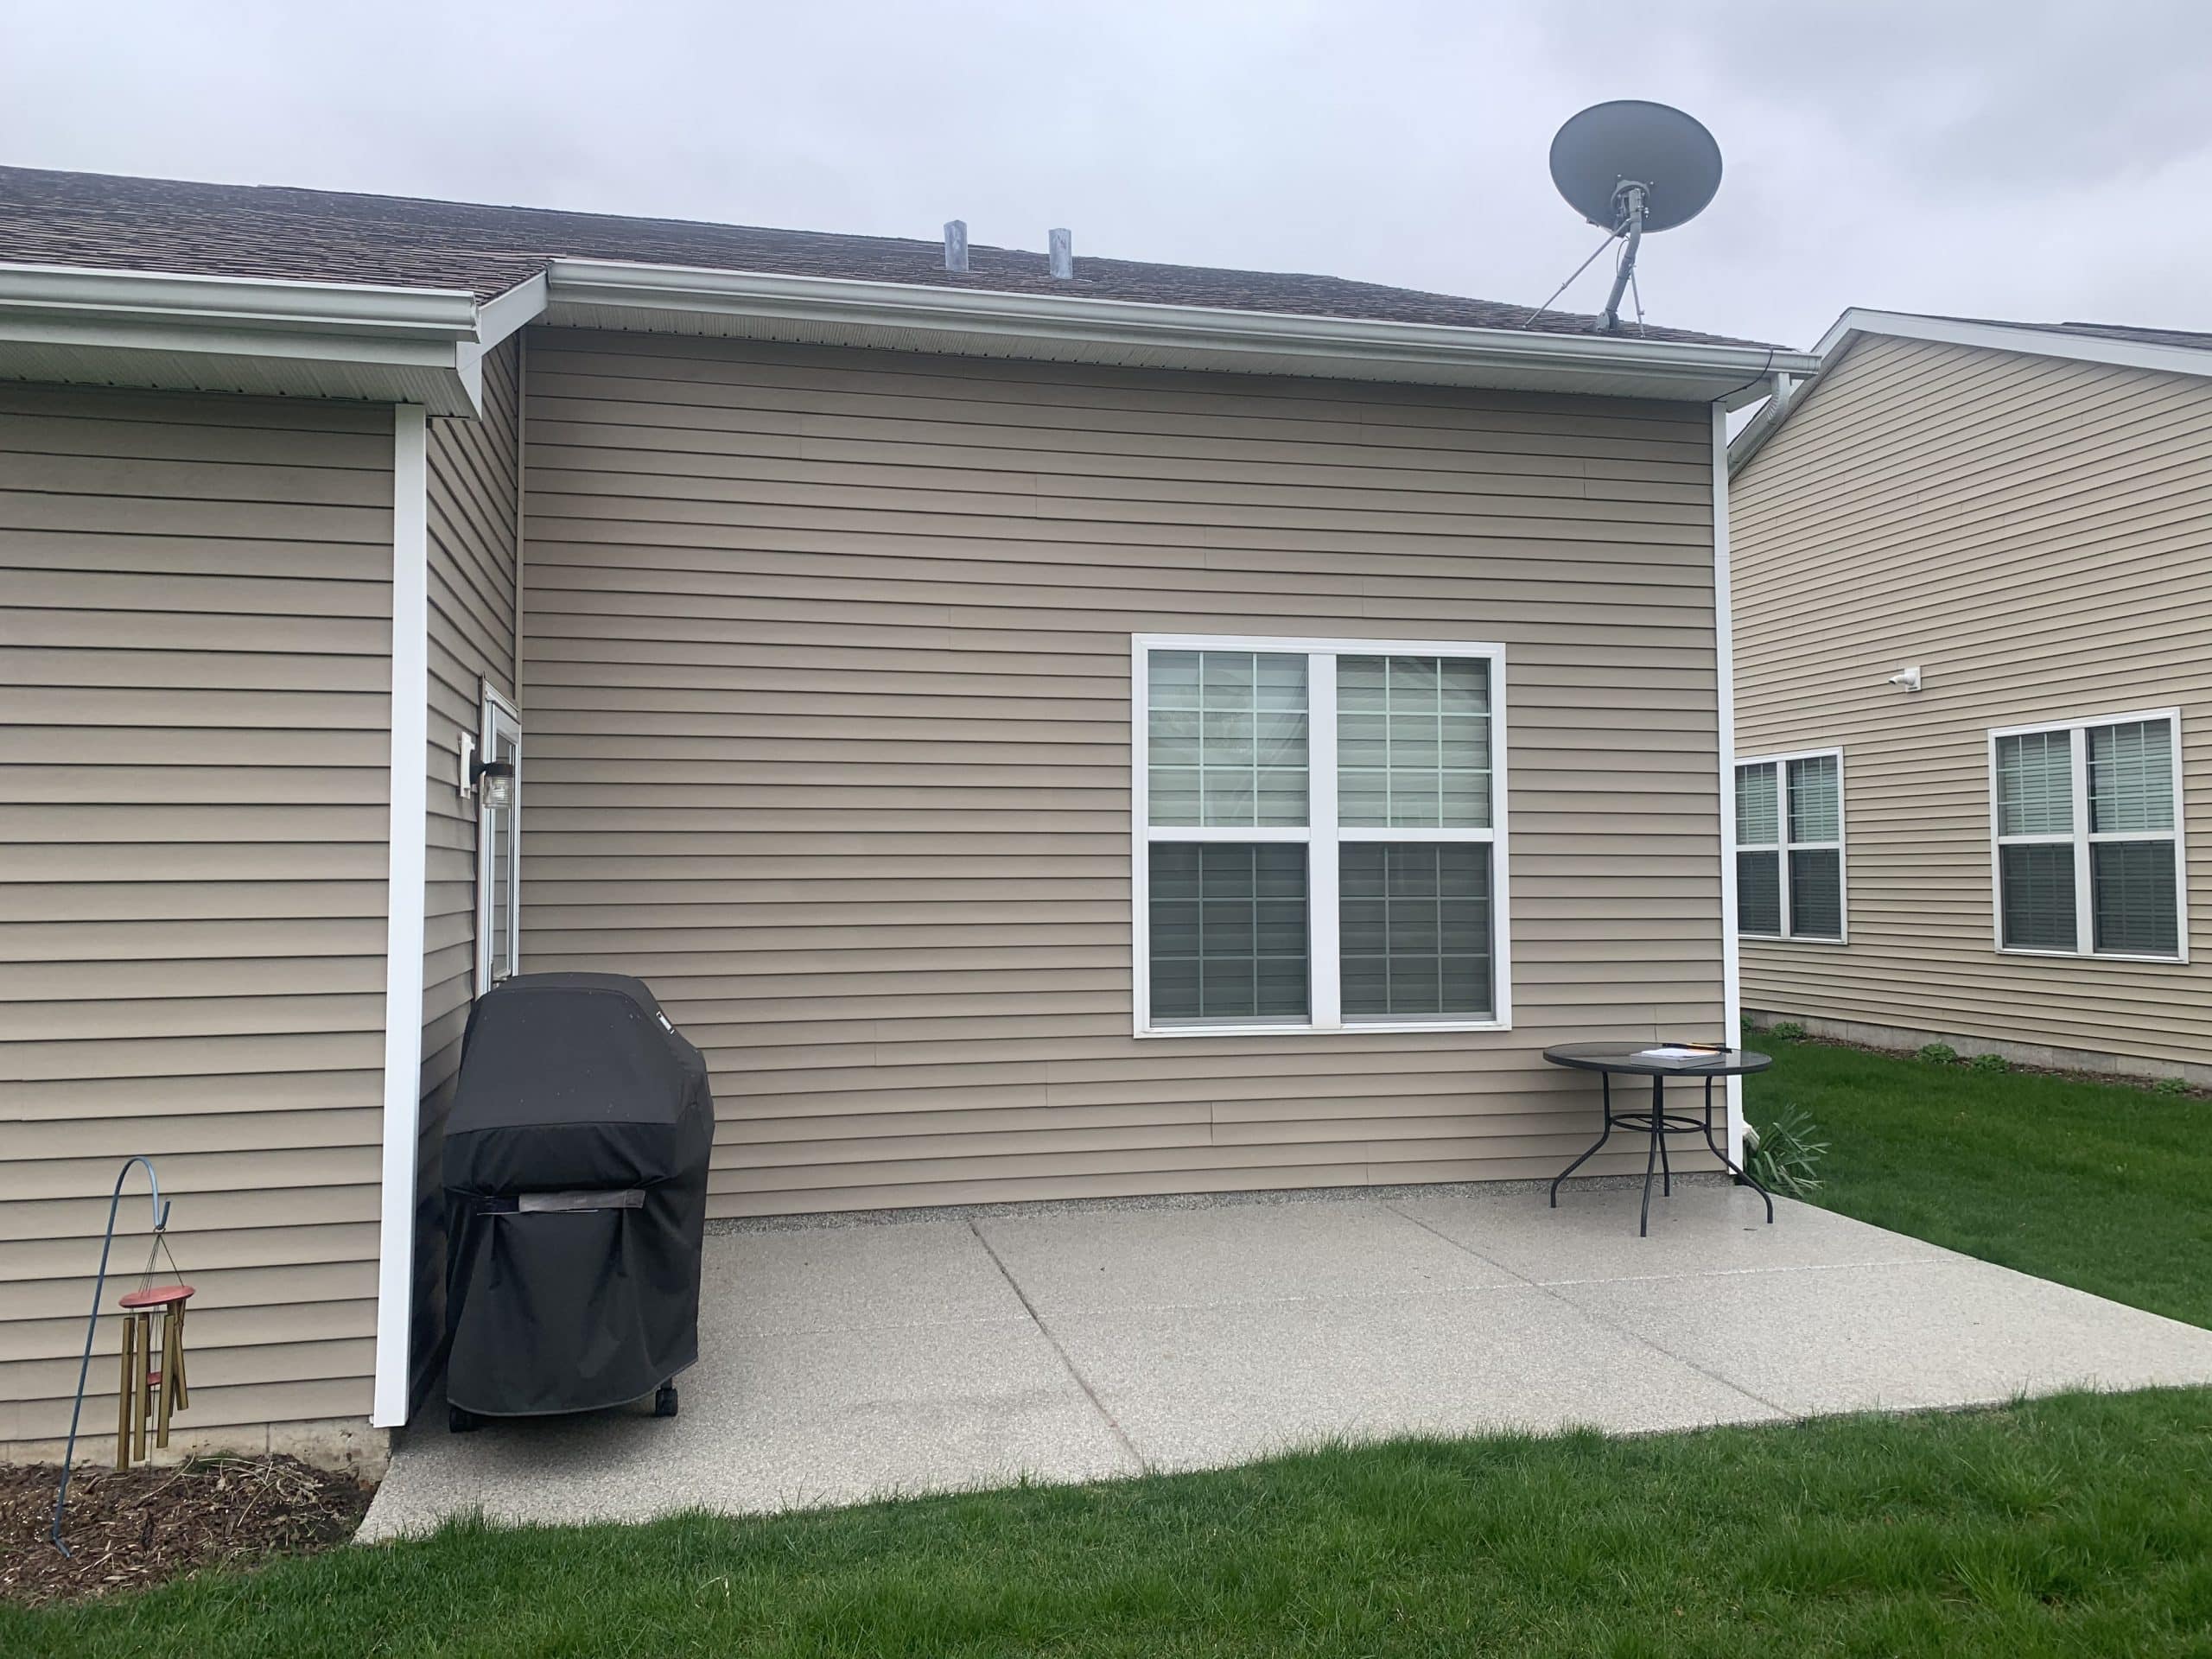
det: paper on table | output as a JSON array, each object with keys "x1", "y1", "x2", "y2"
[{"x1": 1634, "y1": 1045, "x2": 1724, "y2": 1061}]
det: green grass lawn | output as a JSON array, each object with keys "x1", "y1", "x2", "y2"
[
  {"x1": 10, "y1": 1039, "x2": 2212, "y2": 1658},
  {"x1": 1747, "y1": 1038, "x2": 2212, "y2": 1329}
]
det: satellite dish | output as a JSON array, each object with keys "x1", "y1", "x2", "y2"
[
  {"x1": 1544, "y1": 100, "x2": 1723, "y2": 332},
  {"x1": 1550, "y1": 100, "x2": 1722, "y2": 233}
]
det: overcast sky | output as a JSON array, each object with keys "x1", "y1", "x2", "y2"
[{"x1": 5, "y1": 1, "x2": 2209, "y2": 348}]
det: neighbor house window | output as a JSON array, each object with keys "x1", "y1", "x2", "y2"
[
  {"x1": 1134, "y1": 635, "x2": 1510, "y2": 1034},
  {"x1": 1991, "y1": 711, "x2": 2185, "y2": 960},
  {"x1": 1733, "y1": 749, "x2": 1846, "y2": 942}
]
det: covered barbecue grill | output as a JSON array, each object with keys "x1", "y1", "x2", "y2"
[{"x1": 441, "y1": 973, "x2": 715, "y2": 1429}]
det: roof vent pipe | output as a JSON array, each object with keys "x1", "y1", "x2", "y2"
[
  {"x1": 944, "y1": 220, "x2": 968, "y2": 274},
  {"x1": 1049, "y1": 228, "x2": 1072, "y2": 279}
]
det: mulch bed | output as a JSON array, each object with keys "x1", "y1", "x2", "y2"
[{"x1": 1, "y1": 1456, "x2": 371, "y2": 1607}]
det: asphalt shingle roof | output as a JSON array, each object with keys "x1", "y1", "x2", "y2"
[{"x1": 0, "y1": 164, "x2": 1775, "y2": 348}]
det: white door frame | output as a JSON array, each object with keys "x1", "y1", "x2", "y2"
[{"x1": 475, "y1": 683, "x2": 522, "y2": 995}]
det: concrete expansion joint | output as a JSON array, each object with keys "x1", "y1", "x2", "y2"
[
  {"x1": 1380, "y1": 1198, "x2": 1794, "y2": 1419},
  {"x1": 966, "y1": 1217, "x2": 1152, "y2": 1476}
]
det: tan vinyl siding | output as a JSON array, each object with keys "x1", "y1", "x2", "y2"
[
  {"x1": 1732, "y1": 334, "x2": 2212, "y2": 1067},
  {"x1": 519, "y1": 330, "x2": 1726, "y2": 1215},
  {"x1": 0, "y1": 385, "x2": 393, "y2": 1452},
  {"x1": 413, "y1": 340, "x2": 520, "y2": 1399}
]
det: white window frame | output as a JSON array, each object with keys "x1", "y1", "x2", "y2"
[
  {"x1": 1988, "y1": 707, "x2": 2188, "y2": 963},
  {"x1": 474, "y1": 683, "x2": 523, "y2": 995},
  {"x1": 1131, "y1": 632, "x2": 1512, "y2": 1038},
  {"x1": 1732, "y1": 746, "x2": 1847, "y2": 944}
]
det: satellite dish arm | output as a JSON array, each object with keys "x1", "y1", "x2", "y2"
[{"x1": 1597, "y1": 182, "x2": 1646, "y2": 334}]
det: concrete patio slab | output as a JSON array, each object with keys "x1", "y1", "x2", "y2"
[
  {"x1": 1556, "y1": 1254, "x2": 2212, "y2": 1415},
  {"x1": 359, "y1": 1235, "x2": 1137, "y2": 1539},
  {"x1": 1043, "y1": 1282, "x2": 1781, "y2": 1472},
  {"x1": 1390, "y1": 1182, "x2": 1948, "y2": 1285},
  {"x1": 359, "y1": 1181, "x2": 2212, "y2": 1539},
  {"x1": 975, "y1": 1198, "x2": 1519, "y2": 1314},
  {"x1": 717, "y1": 1217, "x2": 1030, "y2": 1336}
]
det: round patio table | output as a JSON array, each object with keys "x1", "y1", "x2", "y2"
[{"x1": 1541, "y1": 1043, "x2": 1775, "y2": 1236}]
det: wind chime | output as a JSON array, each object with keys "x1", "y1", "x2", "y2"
[{"x1": 113, "y1": 1224, "x2": 194, "y2": 1468}]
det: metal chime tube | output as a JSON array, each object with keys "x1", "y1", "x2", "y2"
[
  {"x1": 133, "y1": 1312, "x2": 151, "y2": 1464},
  {"x1": 115, "y1": 1315, "x2": 135, "y2": 1471},
  {"x1": 156, "y1": 1310, "x2": 177, "y2": 1448}
]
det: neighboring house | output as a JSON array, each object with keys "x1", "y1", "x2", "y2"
[
  {"x1": 0, "y1": 165, "x2": 1811, "y2": 1465},
  {"x1": 1729, "y1": 309, "x2": 2212, "y2": 1082}
]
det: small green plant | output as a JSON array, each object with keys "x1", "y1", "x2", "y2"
[
  {"x1": 1916, "y1": 1042, "x2": 1958, "y2": 1065},
  {"x1": 1969, "y1": 1052, "x2": 2011, "y2": 1074},
  {"x1": 1767, "y1": 1021, "x2": 1806, "y2": 1043},
  {"x1": 1745, "y1": 1103, "x2": 1827, "y2": 1197},
  {"x1": 2153, "y1": 1076, "x2": 2191, "y2": 1096}
]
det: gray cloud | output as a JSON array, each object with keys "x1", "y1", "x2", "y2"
[{"x1": 2, "y1": 0, "x2": 2206, "y2": 348}]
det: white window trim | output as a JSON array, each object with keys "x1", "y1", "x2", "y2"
[
  {"x1": 1988, "y1": 707, "x2": 2188, "y2": 963},
  {"x1": 1733, "y1": 746, "x2": 1848, "y2": 945},
  {"x1": 1130, "y1": 632, "x2": 1512, "y2": 1038},
  {"x1": 474, "y1": 683, "x2": 523, "y2": 995}
]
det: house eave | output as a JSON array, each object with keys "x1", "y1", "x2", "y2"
[
  {"x1": 1731, "y1": 305, "x2": 2212, "y2": 473},
  {"x1": 0, "y1": 263, "x2": 537, "y2": 416},
  {"x1": 543, "y1": 258, "x2": 1815, "y2": 408}
]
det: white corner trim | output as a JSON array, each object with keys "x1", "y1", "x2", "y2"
[
  {"x1": 546, "y1": 257, "x2": 1816, "y2": 408},
  {"x1": 1712, "y1": 404, "x2": 1745, "y2": 1164},
  {"x1": 372, "y1": 405, "x2": 431, "y2": 1429}
]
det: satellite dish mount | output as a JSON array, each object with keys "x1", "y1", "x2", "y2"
[
  {"x1": 1544, "y1": 101, "x2": 1723, "y2": 334},
  {"x1": 1596, "y1": 180, "x2": 1650, "y2": 334}
]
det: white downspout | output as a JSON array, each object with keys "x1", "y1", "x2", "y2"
[
  {"x1": 372, "y1": 404, "x2": 431, "y2": 1428},
  {"x1": 1712, "y1": 402, "x2": 1745, "y2": 1164}
]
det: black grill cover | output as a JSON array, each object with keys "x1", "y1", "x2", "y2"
[{"x1": 442, "y1": 973, "x2": 715, "y2": 1416}]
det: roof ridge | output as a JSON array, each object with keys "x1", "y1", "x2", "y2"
[{"x1": 0, "y1": 162, "x2": 1785, "y2": 349}]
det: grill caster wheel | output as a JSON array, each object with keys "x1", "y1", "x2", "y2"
[
  {"x1": 653, "y1": 1383, "x2": 678, "y2": 1419},
  {"x1": 448, "y1": 1405, "x2": 481, "y2": 1434}
]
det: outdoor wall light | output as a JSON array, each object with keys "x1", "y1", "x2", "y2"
[{"x1": 473, "y1": 759, "x2": 518, "y2": 810}]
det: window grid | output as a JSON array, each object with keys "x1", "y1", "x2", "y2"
[
  {"x1": 1135, "y1": 635, "x2": 1509, "y2": 1036},
  {"x1": 1733, "y1": 749, "x2": 1845, "y2": 943},
  {"x1": 1992, "y1": 712, "x2": 2185, "y2": 962},
  {"x1": 1145, "y1": 650, "x2": 1308, "y2": 829}
]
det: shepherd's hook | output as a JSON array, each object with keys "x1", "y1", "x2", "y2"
[{"x1": 49, "y1": 1156, "x2": 169, "y2": 1555}]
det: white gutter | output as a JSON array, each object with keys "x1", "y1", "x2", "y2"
[
  {"x1": 547, "y1": 258, "x2": 1817, "y2": 408},
  {"x1": 0, "y1": 263, "x2": 480, "y2": 340},
  {"x1": 0, "y1": 264, "x2": 543, "y2": 416}
]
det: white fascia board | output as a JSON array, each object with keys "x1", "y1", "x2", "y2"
[
  {"x1": 454, "y1": 273, "x2": 549, "y2": 412},
  {"x1": 1732, "y1": 305, "x2": 2212, "y2": 472},
  {"x1": 0, "y1": 262, "x2": 497, "y2": 415},
  {"x1": 546, "y1": 258, "x2": 1816, "y2": 407}
]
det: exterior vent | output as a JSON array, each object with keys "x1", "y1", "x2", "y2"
[
  {"x1": 944, "y1": 220, "x2": 968, "y2": 274},
  {"x1": 1049, "y1": 228, "x2": 1072, "y2": 280}
]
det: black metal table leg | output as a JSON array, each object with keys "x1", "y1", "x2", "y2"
[
  {"x1": 1639, "y1": 1072, "x2": 1663, "y2": 1236},
  {"x1": 1550, "y1": 1070, "x2": 1617, "y2": 1207},
  {"x1": 1700, "y1": 1075, "x2": 1774, "y2": 1224}
]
